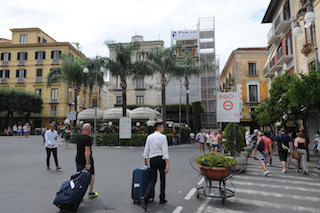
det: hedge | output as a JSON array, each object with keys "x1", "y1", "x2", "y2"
[{"x1": 70, "y1": 132, "x2": 173, "y2": 146}]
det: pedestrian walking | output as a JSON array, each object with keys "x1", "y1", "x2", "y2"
[
  {"x1": 210, "y1": 131, "x2": 219, "y2": 153},
  {"x1": 287, "y1": 132, "x2": 294, "y2": 169},
  {"x1": 256, "y1": 132, "x2": 272, "y2": 176},
  {"x1": 41, "y1": 125, "x2": 47, "y2": 145},
  {"x1": 12, "y1": 124, "x2": 17, "y2": 136},
  {"x1": 75, "y1": 123, "x2": 98, "y2": 198},
  {"x1": 196, "y1": 129, "x2": 206, "y2": 155},
  {"x1": 275, "y1": 128, "x2": 290, "y2": 173},
  {"x1": 17, "y1": 124, "x2": 22, "y2": 137},
  {"x1": 64, "y1": 126, "x2": 72, "y2": 148},
  {"x1": 190, "y1": 132, "x2": 195, "y2": 145},
  {"x1": 23, "y1": 123, "x2": 28, "y2": 138},
  {"x1": 44, "y1": 123, "x2": 61, "y2": 171},
  {"x1": 172, "y1": 129, "x2": 177, "y2": 146},
  {"x1": 251, "y1": 130, "x2": 259, "y2": 160},
  {"x1": 313, "y1": 134, "x2": 320, "y2": 163},
  {"x1": 295, "y1": 131, "x2": 308, "y2": 175},
  {"x1": 142, "y1": 122, "x2": 169, "y2": 211},
  {"x1": 205, "y1": 130, "x2": 211, "y2": 153}
]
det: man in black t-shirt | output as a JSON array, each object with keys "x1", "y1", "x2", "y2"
[
  {"x1": 275, "y1": 127, "x2": 290, "y2": 173},
  {"x1": 76, "y1": 123, "x2": 98, "y2": 198}
]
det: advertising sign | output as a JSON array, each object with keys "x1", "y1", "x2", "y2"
[
  {"x1": 171, "y1": 30, "x2": 198, "y2": 41},
  {"x1": 217, "y1": 92, "x2": 240, "y2": 123},
  {"x1": 119, "y1": 117, "x2": 132, "y2": 139}
]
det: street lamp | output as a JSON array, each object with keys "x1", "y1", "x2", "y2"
[
  {"x1": 83, "y1": 64, "x2": 106, "y2": 145},
  {"x1": 293, "y1": 0, "x2": 319, "y2": 71}
]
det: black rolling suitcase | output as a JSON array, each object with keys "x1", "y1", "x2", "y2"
[
  {"x1": 53, "y1": 170, "x2": 91, "y2": 212},
  {"x1": 131, "y1": 166, "x2": 154, "y2": 203}
]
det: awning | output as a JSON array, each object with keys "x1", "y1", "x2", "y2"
[
  {"x1": 130, "y1": 107, "x2": 162, "y2": 120},
  {"x1": 103, "y1": 108, "x2": 131, "y2": 120},
  {"x1": 77, "y1": 108, "x2": 105, "y2": 120}
]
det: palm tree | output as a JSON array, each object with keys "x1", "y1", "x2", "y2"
[
  {"x1": 105, "y1": 42, "x2": 142, "y2": 116},
  {"x1": 175, "y1": 51, "x2": 201, "y2": 126},
  {"x1": 145, "y1": 46, "x2": 180, "y2": 130},
  {"x1": 46, "y1": 53, "x2": 86, "y2": 122}
]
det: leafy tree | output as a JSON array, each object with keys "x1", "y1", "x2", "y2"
[
  {"x1": 173, "y1": 51, "x2": 201, "y2": 126},
  {"x1": 267, "y1": 71, "x2": 298, "y2": 127},
  {"x1": 223, "y1": 122, "x2": 246, "y2": 155},
  {"x1": 0, "y1": 87, "x2": 42, "y2": 126},
  {"x1": 145, "y1": 46, "x2": 181, "y2": 131},
  {"x1": 250, "y1": 98, "x2": 278, "y2": 129},
  {"x1": 47, "y1": 54, "x2": 86, "y2": 121},
  {"x1": 105, "y1": 42, "x2": 143, "y2": 116},
  {"x1": 287, "y1": 69, "x2": 320, "y2": 160}
]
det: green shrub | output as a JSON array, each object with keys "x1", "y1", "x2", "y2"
[{"x1": 195, "y1": 152, "x2": 237, "y2": 168}]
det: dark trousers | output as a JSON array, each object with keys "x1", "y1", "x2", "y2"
[
  {"x1": 144, "y1": 156, "x2": 166, "y2": 201},
  {"x1": 46, "y1": 147, "x2": 59, "y2": 167}
]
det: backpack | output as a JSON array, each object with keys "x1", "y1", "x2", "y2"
[{"x1": 256, "y1": 137, "x2": 265, "y2": 152}]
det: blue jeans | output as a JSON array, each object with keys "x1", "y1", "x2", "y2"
[{"x1": 173, "y1": 138, "x2": 177, "y2": 145}]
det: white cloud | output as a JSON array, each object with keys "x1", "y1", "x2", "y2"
[{"x1": 0, "y1": 0, "x2": 271, "y2": 72}]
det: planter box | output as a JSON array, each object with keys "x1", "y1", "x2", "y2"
[{"x1": 197, "y1": 164, "x2": 231, "y2": 180}]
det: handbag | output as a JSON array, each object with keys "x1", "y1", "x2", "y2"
[{"x1": 292, "y1": 149, "x2": 299, "y2": 159}]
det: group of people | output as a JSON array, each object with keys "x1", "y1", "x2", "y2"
[
  {"x1": 249, "y1": 127, "x2": 311, "y2": 176},
  {"x1": 4, "y1": 123, "x2": 31, "y2": 137},
  {"x1": 190, "y1": 128, "x2": 222, "y2": 155},
  {"x1": 43, "y1": 122, "x2": 99, "y2": 199}
]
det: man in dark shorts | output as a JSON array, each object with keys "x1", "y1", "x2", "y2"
[
  {"x1": 275, "y1": 128, "x2": 290, "y2": 173},
  {"x1": 75, "y1": 123, "x2": 98, "y2": 198}
]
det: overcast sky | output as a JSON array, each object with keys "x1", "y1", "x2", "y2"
[{"x1": 0, "y1": 0, "x2": 271, "y2": 73}]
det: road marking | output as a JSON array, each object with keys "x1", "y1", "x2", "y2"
[
  {"x1": 195, "y1": 197, "x2": 210, "y2": 213},
  {"x1": 198, "y1": 177, "x2": 205, "y2": 185},
  {"x1": 236, "y1": 188, "x2": 320, "y2": 202},
  {"x1": 184, "y1": 188, "x2": 197, "y2": 200},
  {"x1": 229, "y1": 197, "x2": 320, "y2": 213},
  {"x1": 244, "y1": 170, "x2": 313, "y2": 181},
  {"x1": 234, "y1": 175, "x2": 320, "y2": 186},
  {"x1": 231, "y1": 180, "x2": 320, "y2": 193},
  {"x1": 205, "y1": 206, "x2": 245, "y2": 213},
  {"x1": 172, "y1": 206, "x2": 183, "y2": 213}
]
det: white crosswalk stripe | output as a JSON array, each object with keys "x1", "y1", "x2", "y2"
[{"x1": 195, "y1": 156, "x2": 320, "y2": 213}]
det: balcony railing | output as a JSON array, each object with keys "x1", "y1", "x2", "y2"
[
  {"x1": 277, "y1": 46, "x2": 293, "y2": 65},
  {"x1": 36, "y1": 59, "x2": 43, "y2": 65},
  {"x1": 35, "y1": 76, "x2": 43, "y2": 82},
  {"x1": 18, "y1": 60, "x2": 25, "y2": 66},
  {"x1": 16, "y1": 77, "x2": 25, "y2": 83},
  {"x1": 268, "y1": 56, "x2": 282, "y2": 73},
  {"x1": 49, "y1": 98, "x2": 58, "y2": 104},
  {"x1": 277, "y1": 47, "x2": 283, "y2": 61},
  {"x1": 52, "y1": 58, "x2": 59, "y2": 65},
  {"x1": 267, "y1": 27, "x2": 281, "y2": 45},
  {"x1": 1, "y1": 60, "x2": 9, "y2": 66},
  {"x1": 274, "y1": 11, "x2": 291, "y2": 34},
  {"x1": 0, "y1": 78, "x2": 8, "y2": 84},
  {"x1": 50, "y1": 111, "x2": 57, "y2": 117}
]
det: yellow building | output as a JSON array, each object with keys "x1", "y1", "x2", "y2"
[
  {"x1": 0, "y1": 28, "x2": 98, "y2": 130},
  {"x1": 220, "y1": 47, "x2": 268, "y2": 129}
]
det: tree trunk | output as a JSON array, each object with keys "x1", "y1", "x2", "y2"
[
  {"x1": 302, "y1": 111, "x2": 310, "y2": 161},
  {"x1": 121, "y1": 77, "x2": 127, "y2": 117},
  {"x1": 185, "y1": 76, "x2": 190, "y2": 127},
  {"x1": 161, "y1": 74, "x2": 167, "y2": 133}
]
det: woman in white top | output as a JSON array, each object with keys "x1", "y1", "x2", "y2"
[
  {"x1": 313, "y1": 134, "x2": 320, "y2": 164},
  {"x1": 210, "y1": 131, "x2": 219, "y2": 153},
  {"x1": 205, "y1": 130, "x2": 211, "y2": 152}
]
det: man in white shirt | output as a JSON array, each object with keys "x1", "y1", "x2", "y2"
[
  {"x1": 44, "y1": 123, "x2": 61, "y2": 170},
  {"x1": 142, "y1": 122, "x2": 169, "y2": 211}
]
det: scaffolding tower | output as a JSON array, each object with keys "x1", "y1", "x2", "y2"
[{"x1": 198, "y1": 17, "x2": 218, "y2": 129}]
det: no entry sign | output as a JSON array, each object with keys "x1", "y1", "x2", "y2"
[{"x1": 217, "y1": 92, "x2": 240, "y2": 123}]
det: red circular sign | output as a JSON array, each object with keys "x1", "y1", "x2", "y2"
[
  {"x1": 223, "y1": 95, "x2": 228, "y2": 99},
  {"x1": 223, "y1": 101, "x2": 233, "y2": 111},
  {"x1": 234, "y1": 113, "x2": 239, "y2": 118},
  {"x1": 228, "y1": 94, "x2": 233, "y2": 99},
  {"x1": 218, "y1": 94, "x2": 223, "y2": 99}
]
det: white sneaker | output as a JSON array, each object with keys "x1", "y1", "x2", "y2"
[
  {"x1": 281, "y1": 169, "x2": 286, "y2": 173},
  {"x1": 266, "y1": 163, "x2": 270, "y2": 166},
  {"x1": 263, "y1": 170, "x2": 269, "y2": 176}
]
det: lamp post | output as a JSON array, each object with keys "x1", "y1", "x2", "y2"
[
  {"x1": 83, "y1": 64, "x2": 106, "y2": 145},
  {"x1": 293, "y1": 0, "x2": 319, "y2": 71}
]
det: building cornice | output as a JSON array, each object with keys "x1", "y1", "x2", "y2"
[
  {"x1": 261, "y1": 0, "x2": 280, "y2": 23},
  {"x1": 10, "y1": 28, "x2": 57, "y2": 42}
]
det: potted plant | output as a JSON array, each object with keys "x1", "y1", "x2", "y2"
[{"x1": 195, "y1": 153, "x2": 237, "y2": 180}]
